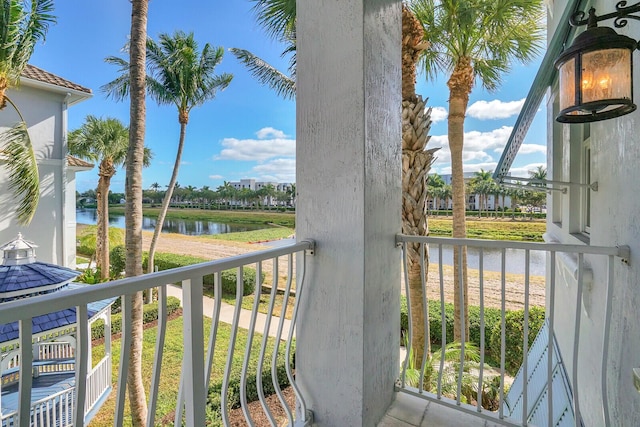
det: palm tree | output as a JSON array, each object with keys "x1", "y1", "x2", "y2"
[
  {"x1": 401, "y1": 4, "x2": 438, "y2": 364},
  {"x1": 0, "y1": 0, "x2": 55, "y2": 224},
  {"x1": 150, "y1": 181, "x2": 161, "y2": 192},
  {"x1": 470, "y1": 169, "x2": 493, "y2": 217},
  {"x1": 68, "y1": 116, "x2": 151, "y2": 280},
  {"x1": 411, "y1": 0, "x2": 544, "y2": 341},
  {"x1": 104, "y1": 31, "x2": 233, "y2": 275},
  {"x1": 229, "y1": 0, "x2": 296, "y2": 99},
  {"x1": 122, "y1": 0, "x2": 149, "y2": 424}
]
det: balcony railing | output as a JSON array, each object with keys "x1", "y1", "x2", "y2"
[
  {"x1": 396, "y1": 234, "x2": 629, "y2": 427},
  {"x1": 0, "y1": 240, "x2": 314, "y2": 427}
]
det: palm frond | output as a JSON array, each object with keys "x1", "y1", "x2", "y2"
[
  {"x1": 0, "y1": 120, "x2": 39, "y2": 224},
  {"x1": 251, "y1": 0, "x2": 296, "y2": 42},
  {"x1": 229, "y1": 47, "x2": 295, "y2": 100}
]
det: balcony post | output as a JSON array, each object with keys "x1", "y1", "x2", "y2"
[{"x1": 296, "y1": 0, "x2": 402, "y2": 425}]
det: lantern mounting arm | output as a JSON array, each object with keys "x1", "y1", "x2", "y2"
[{"x1": 570, "y1": 1, "x2": 640, "y2": 30}]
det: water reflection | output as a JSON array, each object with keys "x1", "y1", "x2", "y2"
[{"x1": 76, "y1": 208, "x2": 267, "y2": 236}]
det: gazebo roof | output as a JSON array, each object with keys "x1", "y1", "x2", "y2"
[
  {"x1": 0, "y1": 234, "x2": 115, "y2": 343},
  {"x1": 0, "y1": 261, "x2": 79, "y2": 293}
]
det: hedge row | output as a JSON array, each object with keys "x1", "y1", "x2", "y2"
[
  {"x1": 400, "y1": 296, "x2": 544, "y2": 374},
  {"x1": 142, "y1": 252, "x2": 262, "y2": 296},
  {"x1": 91, "y1": 296, "x2": 181, "y2": 340}
]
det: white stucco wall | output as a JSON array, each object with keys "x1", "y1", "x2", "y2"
[
  {"x1": 547, "y1": 1, "x2": 640, "y2": 425},
  {"x1": 295, "y1": 0, "x2": 402, "y2": 425},
  {"x1": 0, "y1": 84, "x2": 82, "y2": 267}
]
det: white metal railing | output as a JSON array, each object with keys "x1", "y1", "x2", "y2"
[
  {"x1": 396, "y1": 234, "x2": 628, "y2": 427},
  {"x1": 0, "y1": 240, "x2": 314, "y2": 427},
  {"x1": 84, "y1": 357, "x2": 111, "y2": 414}
]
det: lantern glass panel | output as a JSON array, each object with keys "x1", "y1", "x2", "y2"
[
  {"x1": 559, "y1": 57, "x2": 576, "y2": 113},
  {"x1": 582, "y1": 48, "x2": 631, "y2": 106}
]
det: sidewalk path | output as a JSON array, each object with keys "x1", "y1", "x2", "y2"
[{"x1": 166, "y1": 284, "x2": 292, "y2": 339}]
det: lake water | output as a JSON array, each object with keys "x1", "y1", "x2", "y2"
[
  {"x1": 76, "y1": 208, "x2": 267, "y2": 236},
  {"x1": 77, "y1": 209, "x2": 546, "y2": 275}
]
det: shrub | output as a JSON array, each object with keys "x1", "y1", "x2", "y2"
[
  {"x1": 143, "y1": 252, "x2": 262, "y2": 297},
  {"x1": 91, "y1": 296, "x2": 181, "y2": 340},
  {"x1": 109, "y1": 245, "x2": 126, "y2": 277},
  {"x1": 489, "y1": 306, "x2": 545, "y2": 375},
  {"x1": 400, "y1": 295, "x2": 542, "y2": 371}
]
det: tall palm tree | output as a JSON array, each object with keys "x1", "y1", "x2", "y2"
[
  {"x1": 103, "y1": 31, "x2": 233, "y2": 275},
  {"x1": 401, "y1": 4, "x2": 438, "y2": 364},
  {"x1": 411, "y1": 0, "x2": 544, "y2": 340},
  {"x1": 150, "y1": 181, "x2": 161, "y2": 192},
  {"x1": 68, "y1": 116, "x2": 151, "y2": 280},
  {"x1": 122, "y1": 0, "x2": 149, "y2": 424},
  {"x1": 0, "y1": 0, "x2": 55, "y2": 224}
]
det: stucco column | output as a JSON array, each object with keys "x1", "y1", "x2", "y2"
[{"x1": 296, "y1": 0, "x2": 402, "y2": 425}]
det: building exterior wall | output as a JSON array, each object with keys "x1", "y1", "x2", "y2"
[
  {"x1": 0, "y1": 84, "x2": 84, "y2": 267},
  {"x1": 547, "y1": 1, "x2": 640, "y2": 425}
]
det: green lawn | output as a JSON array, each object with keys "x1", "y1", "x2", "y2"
[
  {"x1": 90, "y1": 316, "x2": 291, "y2": 426},
  {"x1": 203, "y1": 227, "x2": 294, "y2": 243}
]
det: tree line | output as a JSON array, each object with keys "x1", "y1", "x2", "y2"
[{"x1": 77, "y1": 181, "x2": 296, "y2": 209}]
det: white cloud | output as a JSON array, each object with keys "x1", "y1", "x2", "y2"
[
  {"x1": 430, "y1": 106, "x2": 448, "y2": 123},
  {"x1": 256, "y1": 127, "x2": 288, "y2": 139},
  {"x1": 467, "y1": 99, "x2": 525, "y2": 120},
  {"x1": 215, "y1": 135, "x2": 296, "y2": 161},
  {"x1": 250, "y1": 158, "x2": 296, "y2": 182},
  {"x1": 508, "y1": 163, "x2": 547, "y2": 178},
  {"x1": 209, "y1": 174, "x2": 223, "y2": 179}
]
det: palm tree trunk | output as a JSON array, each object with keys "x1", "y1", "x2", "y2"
[
  {"x1": 448, "y1": 58, "x2": 473, "y2": 342},
  {"x1": 96, "y1": 160, "x2": 115, "y2": 280},
  {"x1": 147, "y1": 120, "x2": 188, "y2": 275},
  {"x1": 125, "y1": 1, "x2": 149, "y2": 425}
]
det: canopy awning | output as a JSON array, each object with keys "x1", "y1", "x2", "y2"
[{"x1": 493, "y1": 0, "x2": 583, "y2": 181}]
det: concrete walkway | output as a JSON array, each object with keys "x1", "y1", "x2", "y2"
[{"x1": 165, "y1": 284, "x2": 293, "y2": 339}]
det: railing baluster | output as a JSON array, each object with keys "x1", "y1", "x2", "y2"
[
  {"x1": 457, "y1": 244, "x2": 465, "y2": 405},
  {"x1": 221, "y1": 266, "x2": 246, "y2": 425},
  {"x1": 255, "y1": 259, "x2": 277, "y2": 425},
  {"x1": 572, "y1": 253, "x2": 584, "y2": 426},
  {"x1": 602, "y1": 255, "x2": 615, "y2": 427},
  {"x1": 288, "y1": 248, "x2": 310, "y2": 422},
  {"x1": 74, "y1": 304, "x2": 88, "y2": 426},
  {"x1": 18, "y1": 318, "x2": 33, "y2": 427},
  {"x1": 499, "y1": 248, "x2": 506, "y2": 420},
  {"x1": 115, "y1": 293, "x2": 133, "y2": 426},
  {"x1": 181, "y1": 275, "x2": 206, "y2": 426},
  {"x1": 240, "y1": 262, "x2": 262, "y2": 426},
  {"x1": 147, "y1": 282, "x2": 167, "y2": 427},
  {"x1": 419, "y1": 242, "x2": 429, "y2": 394},
  {"x1": 522, "y1": 249, "x2": 530, "y2": 426},
  {"x1": 401, "y1": 241, "x2": 411, "y2": 389},
  {"x1": 477, "y1": 248, "x2": 484, "y2": 413},
  {"x1": 438, "y1": 243, "x2": 445, "y2": 399},
  {"x1": 548, "y1": 251, "x2": 556, "y2": 427},
  {"x1": 205, "y1": 272, "x2": 223, "y2": 386},
  {"x1": 272, "y1": 253, "x2": 295, "y2": 426}
]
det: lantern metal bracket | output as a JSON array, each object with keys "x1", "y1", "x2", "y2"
[
  {"x1": 570, "y1": 2, "x2": 640, "y2": 30},
  {"x1": 499, "y1": 176, "x2": 598, "y2": 194}
]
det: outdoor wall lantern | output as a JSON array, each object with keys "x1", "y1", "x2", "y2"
[{"x1": 555, "y1": 3, "x2": 640, "y2": 123}]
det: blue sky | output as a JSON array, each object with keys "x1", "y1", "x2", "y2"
[{"x1": 28, "y1": 1, "x2": 547, "y2": 194}]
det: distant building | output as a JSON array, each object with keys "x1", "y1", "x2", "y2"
[
  {"x1": 228, "y1": 179, "x2": 294, "y2": 207},
  {"x1": 430, "y1": 173, "x2": 512, "y2": 211}
]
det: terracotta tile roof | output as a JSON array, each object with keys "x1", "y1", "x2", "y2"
[
  {"x1": 66, "y1": 155, "x2": 94, "y2": 168},
  {"x1": 21, "y1": 64, "x2": 91, "y2": 94}
]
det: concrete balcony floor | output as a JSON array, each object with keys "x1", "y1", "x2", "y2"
[{"x1": 379, "y1": 392, "x2": 503, "y2": 427}]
